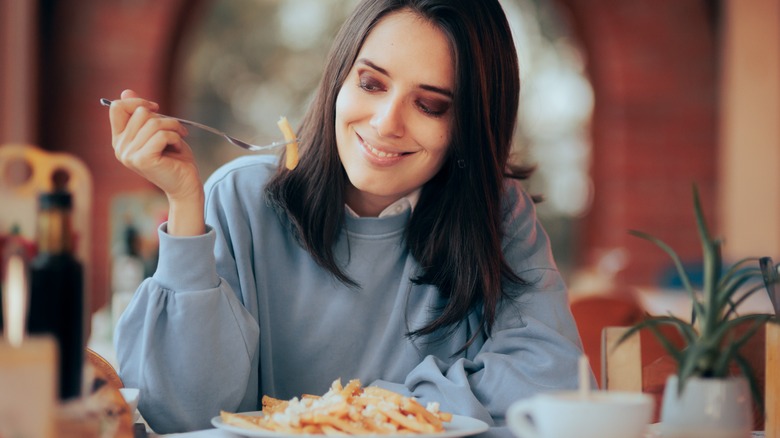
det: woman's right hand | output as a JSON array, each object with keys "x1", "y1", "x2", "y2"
[{"x1": 108, "y1": 89, "x2": 205, "y2": 235}]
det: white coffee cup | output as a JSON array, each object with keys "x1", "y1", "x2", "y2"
[{"x1": 506, "y1": 391, "x2": 653, "y2": 438}]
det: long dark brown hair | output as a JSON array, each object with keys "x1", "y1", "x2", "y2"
[{"x1": 266, "y1": 0, "x2": 531, "y2": 346}]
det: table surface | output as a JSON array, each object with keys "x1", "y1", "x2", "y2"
[{"x1": 635, "y1": 286, "x2": 775, "y2": 319}]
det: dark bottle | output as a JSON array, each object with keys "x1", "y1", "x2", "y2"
[{"x1": 27, "y1": 190, "x2": 85, "y2": 401}]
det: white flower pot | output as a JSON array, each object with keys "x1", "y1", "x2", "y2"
[{"x1": 660, "y1": 375, "x2": 752, "y2": 438}]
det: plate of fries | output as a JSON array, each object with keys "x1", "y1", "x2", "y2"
[{"x1": 212, "y1": 379, "x2": 489, "y2": 437}]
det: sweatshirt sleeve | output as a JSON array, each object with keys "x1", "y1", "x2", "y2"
[
  {"x1": 371, "y1": 185, "x2": 591, "y2": 438},
  {"x1": 114, "y1": 227, "x2": 261, "y2": 433}
]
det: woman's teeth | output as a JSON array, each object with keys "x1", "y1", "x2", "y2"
[{"x1": 365, "y1": 142, "x2": 401, "y2": 158}]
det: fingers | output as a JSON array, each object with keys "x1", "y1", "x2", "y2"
[
  {"x1": 108, "y1": 89, "x2": 188, "y2": 161},
  {"x1": 114, "y1": 111, "x2": 188, "y2": 163},
  {"x1": 119, "y1": 106, "x2": 187, "y2": 148},
  {"x1": 118, "y1": 129, "x2": 187, "y2": 173},
  {"x1": 108, "y1": 90, "x2": 191, "y2": 177},
  {"x1": 120, "y1": 89, "x2": 138, "y2": 99},
  {"x1": 108, "y1": 92, "x2": 159, "y2": 138}
]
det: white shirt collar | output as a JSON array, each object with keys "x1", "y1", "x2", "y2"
[{"x1": 345, "y1": 189, "x2": 421, "y2": 218}]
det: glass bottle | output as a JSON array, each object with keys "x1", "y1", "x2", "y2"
[{"x1": 27, "y1": 190, "x2": 85, "y2": 401}]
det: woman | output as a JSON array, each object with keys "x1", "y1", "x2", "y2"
[{"x1": 109, "y1": 0, "x2": 587, "y2": 435}]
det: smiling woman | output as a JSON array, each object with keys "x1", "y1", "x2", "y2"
[{"x1": 109, "y1": 0, "x2": 591, "y2": 436}]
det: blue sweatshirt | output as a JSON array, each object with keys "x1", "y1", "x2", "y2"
[{"x1": 114, "y1": 155, "x2": 586, "y2": 436}]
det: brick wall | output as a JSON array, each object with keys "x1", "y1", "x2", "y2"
[
  {"x1": 38, "y1": 0, "x2": 719, "y2": 310},
  {"x1": 36, "y1": 0, "x2": 201, "y2": 311},
  {"x1": 557, "y1": 0, "x2": 719, "y2": 286}
]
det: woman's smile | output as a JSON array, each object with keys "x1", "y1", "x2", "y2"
[{"x1": 356, "y1": 132, "x2": 412, "y2": 164}]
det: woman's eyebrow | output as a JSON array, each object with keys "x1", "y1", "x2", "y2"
[
  {"x1": 356, "y1": 58, "x2": 453, "y2": 98},
  {"x1": 357, "y1": 58, "x2": 389, "y2": 76}
]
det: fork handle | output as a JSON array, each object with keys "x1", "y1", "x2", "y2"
[{"x1": 100, "y1": 98, "x2": 227, "y2": 137}]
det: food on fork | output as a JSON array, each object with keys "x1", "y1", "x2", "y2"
[
  {"x1": 277, "y1": 116, "x2": 299, "y2": 170},
  {"x1": 220, "y1": 378, "x2": 452, "y2": 435}
]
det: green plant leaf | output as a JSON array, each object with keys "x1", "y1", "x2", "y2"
[
  {"x1": 701, "y1": 315, "x2": 775, "y2": 377},
  {"x1": 724, "y1": 282, "x2": 770, "y2": 320},
  {"x1": 616, "y1": 315, "x2": 697, "y2": 345},
  {"x1": 676, "y1": 342, "x2": 714, "y2": 390},
  {"x1": 734, "y1": 353, "x2": 764, "y2": 413},
  {"x1": 692, "y1": 184, "x2": 722, "y2": 337},
  {"x1": 719, "y1": 268, "x2": 762, "y2": 319},
  {"x1": 712, "y1": 335, "x2": 736, "y2": 377},
  {"x1": 645, "y1": 323, "x2": 685, "y2": 363},
  {"x1": 711, "y1": 313, "x2": 775, "y2": 344},
  {"x1": 628, "y1": 229, "x2": 698, "y2": 309},
  {"x1": 719, "y1": 267, "x2": 762, "y2": 303},
  {"x1": 718, "y1": 257, "x2": 760, "y2": 290},
  {"x1": 613, "y1": 316, "x2": 693, "y2": 363}
]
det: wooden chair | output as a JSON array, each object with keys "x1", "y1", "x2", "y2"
[
  {"x1": 602, "y1": 323, "x2": 779, "y2": 433},
  {"x1": 86, "y1": 347, "x2": 123, "y2": 390},
  {"x1": 0, "y1": 144, "x2": 92, "y2": 275},
  {"x1": 570, "y1": 292, "x2": 646, "y2": 387},
  {"x1": 56, "y1": 349, "x2": 132, "y2": 438}
]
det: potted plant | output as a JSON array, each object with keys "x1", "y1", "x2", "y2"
[{"x1": 619, "y1": 185, "x2": 778, "y2": 437}]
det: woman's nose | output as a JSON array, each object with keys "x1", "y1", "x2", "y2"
[{"x1": 370, "y1": 96, "x2": 405, "y2": 138}]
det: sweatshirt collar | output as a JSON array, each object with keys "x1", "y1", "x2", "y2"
[{"x1": 344, "y1": 188, "x2": 421, "y2": 219}]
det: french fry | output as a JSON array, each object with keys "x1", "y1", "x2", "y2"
[
  {"x1": 341, "y1": 379, "x2": 361, "y2": 399},
  {"x1": 220, "y1": 410, "x2": 273, "y2": 429},
  {"x1": 402, "y1": 397, "x2": 442, "y2": 429},
  {"x1": 261, "y1": 395, "x2": 288, "y2": 415},
  {"x1": 277, "y1": 116, "x2": 299, "y2": 170},
  {"x1": 363, "y1": 386, "x2": 403, "y2": 405},
  {"x1": 320, "y1": 424, "x2": 345, "y2": 435},
  {"x1": 383, "y1": 409, "x2": 437, "y2": 433},
  {"x1": 219, "y1": 378, "x2": 452, "y2": 435}
]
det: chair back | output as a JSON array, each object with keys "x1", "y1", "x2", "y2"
[
  {"x1": 0, "y1": 144, "x2": 93, "y2": 296},
  {"x1": 86, "y1": 347, "x2": 123, "y2": 390},
  {"x1": 570, "y1": 292, "x2": 645, "y2": 387}
]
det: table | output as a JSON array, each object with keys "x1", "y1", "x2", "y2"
[{"x1": 634, "y1": 286, "x2": 775, "y2": 319}]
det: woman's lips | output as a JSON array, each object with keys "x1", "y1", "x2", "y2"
[
  {"x1": 357, "y1": 133, "x2": 410, "y2": 166},
  {"x1": 365, "y1": 142, "x2": 401, "y2": 158}
]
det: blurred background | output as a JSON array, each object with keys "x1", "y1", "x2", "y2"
[{"x1": 1, "y1": 0, "x2": 778, "y2": 321}]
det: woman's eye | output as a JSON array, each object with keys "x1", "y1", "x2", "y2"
[
  {"x1": 358, "y1": 74, "x2": 385, "y2": 92},
  {"x1": 417, "y1": 98, "x2": 450, "y2": 118}
]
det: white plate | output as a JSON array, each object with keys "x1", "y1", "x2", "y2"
[
  {"x1": 211, "y1": 412, "x2": 489, "y2": 437},
  {"x1": 119, "y1": 387, "x2": 141, "y2": 422}
]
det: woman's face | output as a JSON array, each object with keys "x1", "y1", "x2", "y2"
[{"x1": 335, "y1": 10, "x2": 455, "y2": 217}]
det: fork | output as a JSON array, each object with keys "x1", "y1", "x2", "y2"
[{"x1": 99, "y1": 98, "x2": 297, "y2": 152}]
